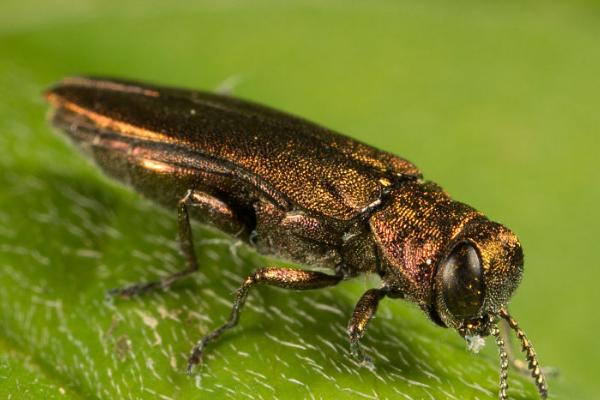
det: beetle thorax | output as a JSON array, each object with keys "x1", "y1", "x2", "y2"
[{"x1": 369, "y1": 180, "x2": 481, "y2": 307}]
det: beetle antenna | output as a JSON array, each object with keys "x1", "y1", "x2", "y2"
[
  {"x1": 491, "y1": 324, "x2": 509, "y2": 400},
  {"x1": 499, "y1": 308, "x2": 548, "y2": 399}
]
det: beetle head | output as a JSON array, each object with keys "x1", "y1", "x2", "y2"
[
  {"x1": 432, "y1": 219, "x2": 523, "y2": 336},
  {"x1": 430, "y1": 219, "x2": 549, "y2": 399}
]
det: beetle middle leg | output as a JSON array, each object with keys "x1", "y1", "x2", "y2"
[
  {"x1": 109, "y1": 189, "x2": 245, "y2": 297},
  {"x1": 347, "y1": 288, "x2": 388, "y2": 367},
  {"x1": 187, "y1": 267, "x2": 343, "y2": 373}
]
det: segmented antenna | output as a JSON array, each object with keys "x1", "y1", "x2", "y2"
[
  {"x1": 499, "y1": 308, "x2": 548, "y2": 399},
  {"x1": 491, "y1": 325, "x2": 509, "y2": 400}
]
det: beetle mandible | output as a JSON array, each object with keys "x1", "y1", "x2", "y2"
[{"x1": 45, "y1": 76, "x2": 548, "y2": 399}]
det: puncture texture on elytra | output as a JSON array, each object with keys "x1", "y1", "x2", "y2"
[{"x1": 45, "y1": 76, "x2": 549, "y2": 399}]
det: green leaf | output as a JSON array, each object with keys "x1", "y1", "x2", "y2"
[{"x1": 0, "y1": 1, "x2": 595, "y2": 399}]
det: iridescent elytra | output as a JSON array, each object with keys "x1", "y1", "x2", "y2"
[{"x1": 45, "y1": 76, "x2": 549, "y2": 399}]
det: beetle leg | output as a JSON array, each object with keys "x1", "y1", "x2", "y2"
[
  {"x1": 109, "y1": 189, "x2": 245, "y2": 297},
  {"x1": 347, "y1": 288, "x2": 388, "y2": 367},
  {"x1": 187, "y1": 267, "x2": 343, "y2": 373}
]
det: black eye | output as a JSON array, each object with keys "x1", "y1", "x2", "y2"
[{"x1": 441, "y1": 242, "x2": 485, "y2": 320}]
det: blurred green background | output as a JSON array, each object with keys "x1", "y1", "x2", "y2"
[{"x1": 0, "y1": 1, "x2": 598, "y2": 399}]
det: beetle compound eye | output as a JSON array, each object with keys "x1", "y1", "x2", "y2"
[{"x1": 441, "y1": 242, "x2": 485, "y2": 320}]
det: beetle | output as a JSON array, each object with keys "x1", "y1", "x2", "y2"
[{"x1": 45, "y1": 76, "x2": 548, "y2": 399}]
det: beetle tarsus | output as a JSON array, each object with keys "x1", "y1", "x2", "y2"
[
  {"x1": 107, "y1": 189, "x2": 212, "y2": 298},
  {"x1": 350, "y1": 341, "x2": 376, "y2": 370},
  {"x1": 107, "y1": 280, "x2": 165, "y2": 298},
  {"x1": 187, "y1": 337, "x2": 209, "y2": 374},
  {"x1": 187, "y1": 267, "x2": 344, "y2": 374},
  {"x1": 107, "y1": 267, "x2": 198, "y2": 298},
  {"x1": 347, "y1": 288, "x2": 388, "y2": 368}
]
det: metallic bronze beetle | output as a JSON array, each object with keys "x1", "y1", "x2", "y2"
[{"x1": 45, "y1": 76, "x2": 548, "y2": 399}]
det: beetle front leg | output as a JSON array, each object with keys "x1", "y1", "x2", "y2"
[
  {"x1": 187, "y1": 267, "x2": 343, "y2": 373},
  {"x1": 109, "y1": 189, "x2": 245, "y2": 297},
  {"x1": 347, "y1": 288, "x2": 388, "y2": 367}
]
